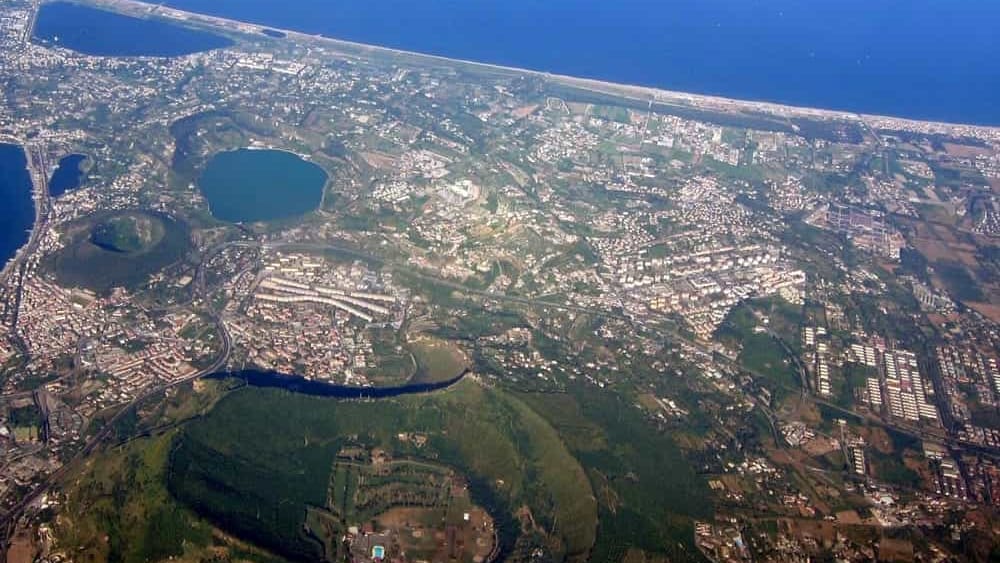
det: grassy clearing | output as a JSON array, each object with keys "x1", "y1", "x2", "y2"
[
  {"x1": 739, "y1": 333, "x2": 799, "y2": 390},
  {"x1": 934, "y1": 260, "x2": 984, "y2": 302},
  {"x1": 715, "y1": 299, "x2": 802, "y2": 398},
  {"x1": 589, "y1": 104, "x2": 631, "y2": 124},
  {"x1": 407, "y1": 336, "x2": 469, "y2": 384}
]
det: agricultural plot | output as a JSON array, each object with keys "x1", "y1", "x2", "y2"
[{"x1": 310, "y1": 452, "x2": 494, "y2": 563}]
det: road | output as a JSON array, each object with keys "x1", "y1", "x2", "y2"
[
  {"x1": 3, "y1": 143, "x2": 52, "y2": 363},
  {"x1": 0, "y1": 304, "x2": 231, "y2": 561},
  {"x1": 254, "y1": 241, "x2": 801, "y2": 445},
  {"x1": 20, "y1": 1, "x2": 40, "y2": 47},
  {"x1": 1, "y1": 209, "x2": 234, "y2": 537},
  {"x1": 1, "y1": 143, "x2": 48, "y2": 287},
  {"x1": 3, "y1": 233, "x2": 994, "y2": 556}
]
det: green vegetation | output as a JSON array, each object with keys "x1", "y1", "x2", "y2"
[
  {"x1": 55, "y1": 427, "x2": 288, "y2": 563},
  {"x1": 90, "y1": 213, "x2": 163, "y2": 253},
  {"x1": 310, "y1": 455, "x2": 483, "y2": 560},
  {"x1": 7, "y1": 404, "x2": 43, "y2": 427},
  {"x1": 739, "y1": 334, "x2": 799, "y2": 393},
  {"x1": 168, "y1": 381, "x2": 597, "y2": 561},
  {"x1": 970, "y1": 405, "x2": 1000, "y2": 430},
  {"x1": 934, "y1": 260, "x2": 984, "y2": 302},
  {"x1": 589, "y1": 104, "x2": 631, "y2": 124},
  {"x1": 53, "y1": 380, "x2": 287, "y2": 563},
  {"x1": 46, "y1": 211, "x2": 190, "y2": 292},
  {"x1": 55, "y1": 431, "x2": 214, "y2": 563},
  {"x1": 712, "y1": 296, "x2": 807, "y2": 406},
  {"x1": 898, "y1": 248, "x2": 930, "y2": 281},
  {"x1": 816, "y1": 403, "x2": 863, "y2": 428},
  {"x1": 837, "y1": 363, "x2": 875, "y2": 409},
  {"x1": 168, "y1": 110, "x2": 268, "y2": 186},
  {"x1": 716, "y1": 305, "x2": 800, "y2": 398},
  {"x1": 365, "y1": 330, "x2": 416, "y2": 385},
  {"x1": 8, "y1": 371, "x2": 59, "y2": 392},
  {"x1": 517, "y1": 387, "x2": 712, "y2": 562},
  {"x1": 407, "y1": 336, "x2": 469, "y2": 384},
  {"x1": 870, "y1": 452, "x2": 921, "y2": 489}
]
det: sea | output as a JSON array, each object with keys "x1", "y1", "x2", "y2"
[
  {"x1": 159, "y1": 0, "x2": 1000, "y2": 126},
  {"x1": 0, "y1": 144, "x2": 35, "y2": 272}
]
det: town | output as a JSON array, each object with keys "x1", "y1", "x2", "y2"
[{"x1": 0, "y1": 0, "x2": 999, "y2": 561}]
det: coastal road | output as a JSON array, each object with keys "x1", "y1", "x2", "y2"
[
  {"x1": 3, "y1": 143, "x2": 52, "y2": 361},
  {"x1": 2, "y1": 227, "x2": 986, "y2": 556},
  {"x1": 20, "y1": 1, "x2": 40, "y2": 47}
]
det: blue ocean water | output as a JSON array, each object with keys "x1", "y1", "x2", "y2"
[
  {"x1": 163, "y1": 0, "x2": 1000, "y2": 125},
  {"x1": 0, "y1": 144, "x2": 35, "y2": 269}
]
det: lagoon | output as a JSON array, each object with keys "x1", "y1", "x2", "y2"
[
  {"x1": 48, "y1": 154, "x2": 87, "y2": 197},
  {"x1": 33, "y1": 1, "x2": 233, "y2": 57},
  {"x1": 0, "y1": 144, "x2": 35, "y2": 270},
  {"x1": 198, "y1": 149, "x2": 328, "y2": 223}
]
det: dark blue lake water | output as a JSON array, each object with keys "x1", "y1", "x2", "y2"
[
  {"x1": 0, "y1": 144, "x2": 34, "y2": 269},
  {"x1": 198, "y1": 148, "x2": 328, "y2": 223},
  {"x1": 33, "y1": 1, "x2": 232, "y2": 57},
  {"x1": 210, "y1": 369, "x2": 468, "y2": 398},
  {"x1": 48, "y1": 154, "x2": 87, "y2": 197},
  {"x1": 160, "y1": 0, "x2": 1000, "y2": 125}
]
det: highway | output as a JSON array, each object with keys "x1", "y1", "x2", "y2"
[
  {"x1": 0, "y1": 143, "x2": 47, "y2": 288},
  {"x1": 2, "y1": 143, "x2": 52, "y2": 362}
]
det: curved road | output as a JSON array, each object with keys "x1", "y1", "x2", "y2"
[{"x1": 0, "y1": 313, "x2": 230, "y2": 560}]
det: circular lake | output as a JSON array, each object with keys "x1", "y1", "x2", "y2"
[{"x1": 198, "y1": 148, "x2": 327, "y2": 223}]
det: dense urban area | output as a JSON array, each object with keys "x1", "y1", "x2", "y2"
[{"x1": 1, "y1": 1, "x2": 999, "y2": 562}]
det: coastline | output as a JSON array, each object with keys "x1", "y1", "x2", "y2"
[
  {"x1": 9, "y1": 0, "x2": 995, "y2": 284},
  {"x1": 0, "y1": 143, "x2": 36, "y2": 285},
  {"x1": 82, "y1": 0, "x2": 1000, "y2": 136}
]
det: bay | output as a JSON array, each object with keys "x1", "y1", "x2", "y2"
[{"x1": 0, "y1": 144, "x2": 35, "y2": 271}]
